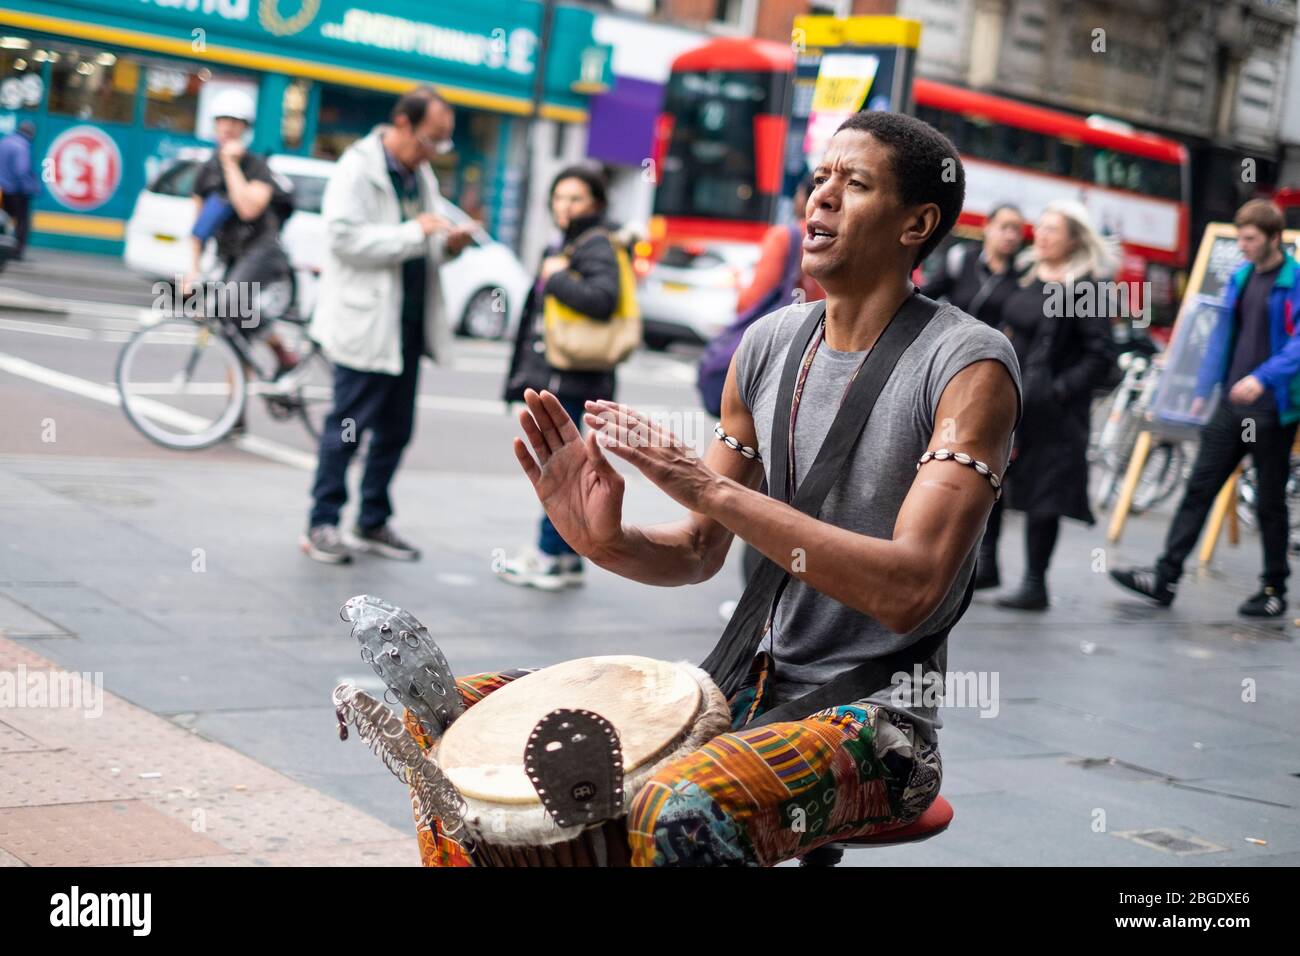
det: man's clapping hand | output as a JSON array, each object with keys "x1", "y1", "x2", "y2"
[{"x1": 512, "y1": 389, "x2": 626, "y2": 560}]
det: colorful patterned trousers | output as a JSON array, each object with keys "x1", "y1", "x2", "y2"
[{"x1": 407, "y1": 653, "x2": 942, "y2": 867}]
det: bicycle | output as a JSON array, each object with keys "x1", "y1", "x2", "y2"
[
  {"x1": 1089, "y1": 352, "x2": 1189, "y2": 515},
  {"x1": 116, "y1": 274, "x2": 333, "y2": 450}
]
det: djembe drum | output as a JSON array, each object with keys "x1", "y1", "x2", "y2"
[
  {"x1": 436, "y1": 654, "x2": 729, "y2": 866},
  {"x1": 331, "y1": 594, "x2": 730, "y2": 867}
]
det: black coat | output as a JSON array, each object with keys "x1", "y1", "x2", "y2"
[
  {"x1": 999, "y1": 275, "x2": 1114, "y2": 523},
  {"x1": 921, "y1": 243, "x2": 1019, "y2": 328},
  {"x1": 503, "y1": 214, "x2": 621, "y2": 404}
]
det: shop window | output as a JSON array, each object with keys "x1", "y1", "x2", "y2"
[
  {"x1": 0, "y1": 38, "x2": 46, "y2": 112},
  {"x1": 144, "y1": 64, "x2": 209, "y2": 133},
  {"x1": 281, "y1": 79, "x2": 312, "y2": 152},
  {"x1": 47, "y1": 45, "x2": 137, "y2": 124},
  {"x1": 314, "y1": 84, "x2": 392, "y2": 160}
]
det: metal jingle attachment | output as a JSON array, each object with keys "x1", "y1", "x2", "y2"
[{"x1": 340, "y1": 594, "x2": 466, "y2": 736}]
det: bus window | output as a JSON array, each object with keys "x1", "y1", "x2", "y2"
[
  {"x1": 1085, "y1": 146, "x2": 1181, "y2": 200},
  {"x1": 653, "y1": 69, "x2": 775, "y2": 222},
  {"x1": 959, "y1": 114, "x2": 998, "y2": 160},
  {"x1": 1050, "y1": 140, "x2": 1083, "y2": 179},
  {"x1": 1004, "y1": 126, "x2": 1050, "y2": 174}
]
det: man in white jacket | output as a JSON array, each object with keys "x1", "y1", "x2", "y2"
[{"x1": 303, "y1": 86, "x2": 474, "y2": 564}]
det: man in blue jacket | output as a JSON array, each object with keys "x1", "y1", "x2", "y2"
[
  {"x1": 0, "y1": 120, "x2": 39, "y2": 261},
  {"x1": 1112, "y1": 200, "x2": 1300, "y2": 617}
]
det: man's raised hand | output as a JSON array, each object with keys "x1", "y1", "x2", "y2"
[
  {"x1": 583, "y1": 400, "x2": 720, "y2": 513},
  {"x1": 512, "y1": 389, "x2": 625, "y2": 558}
]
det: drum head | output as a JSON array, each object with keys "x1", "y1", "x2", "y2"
[{"x1": 439, "y1": 656, "x2": 703, "y2": 804}]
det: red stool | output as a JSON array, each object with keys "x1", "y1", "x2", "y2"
[{"x1": 797, "y1": 795, "x2": 953, "y2": 867}]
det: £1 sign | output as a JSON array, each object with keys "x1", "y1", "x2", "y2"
[{"x1": 46, "y1": 126, "x2": 122, "y2": 212}]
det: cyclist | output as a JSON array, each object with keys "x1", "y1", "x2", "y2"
[{"x1": 186, "y1": 88, "x2": 300, "y2": 395}]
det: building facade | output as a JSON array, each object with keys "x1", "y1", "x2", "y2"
[
  {"x1": 0, "y1": 0, "x2": 611, "y2": 254},
  {"x1": 896, "y1": 0, "x2": 1297, "y2": 233}
]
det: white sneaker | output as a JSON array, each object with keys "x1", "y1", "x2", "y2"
[
  {"x1": 496, "y1": 549, "x2": 570, "y2": 592},
  {"x1": 558, "y1": 553, "x2": 585, "y2": 588}
]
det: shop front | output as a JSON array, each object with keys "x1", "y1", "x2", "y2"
[{"x1": 0, "y1": 0, "x2": 610, "y2": 254}]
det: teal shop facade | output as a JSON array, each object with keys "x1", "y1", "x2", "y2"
[{"x1": 0, "y1": 0, "x2": 611, "y2": 253}]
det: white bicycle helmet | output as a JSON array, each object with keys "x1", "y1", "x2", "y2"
[{"x1": 211, "y1": 88, "x2": 256, "y2": 124}]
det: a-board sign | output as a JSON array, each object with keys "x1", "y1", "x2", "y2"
[
  {"x1": 1184, "y1": 222, "x2": 1298, "y2": 303},
  {"x1": 1148, "y1": 294, "x2": 1224, "y2": 428},
  {"x1": 1146, "y1": 223, "x2": 1299, "y2": 431}
]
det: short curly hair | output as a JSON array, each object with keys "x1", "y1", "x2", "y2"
[{"x1": 833, "y1": 111, "x2": 965, "y2": 267}]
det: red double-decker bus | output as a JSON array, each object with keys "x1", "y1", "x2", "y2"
[
  {"x1": 641, "y1": 38, "x2": 1192, "y2": 337},
  {"x1": 913, "y1": 78, "x2": 1191, "y2": 324},
  {"x1": 646, "y1": 37, "x2": 793, "y2": 259}
]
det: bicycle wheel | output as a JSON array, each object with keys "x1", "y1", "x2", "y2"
[
  {"x1": 1237, "y1": 468, "x2": 1258, "y2": 529},
  {"x1": 116, "y1": 317, "x2": 247, "y2": 450},
  {"x1": 254, "y1": 346, "x2": 332, "y2": 441},
  {"x1": 1131, "y1": 441, "x2": 1185, "y2": 514}
]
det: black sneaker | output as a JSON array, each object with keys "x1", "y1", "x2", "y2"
[
  {"x1": 300, "y1": 524, "x2": 352, "y2": 564},
  {"x1": 1239, "y1": 586, "x2": 1286, "y2": 618},
  {"x1": 973, "y1": 554, "x2": 1000, "y2": 590},
  {"x1": 1109, "y1": 566, "x2": 1176, "y2": 607},
  {"x1": 995, "y1": 578, "x2": 1048, "y2": 611},
  {"x1": 351, "y1": 524, "x2": 421, "y2": 561}
]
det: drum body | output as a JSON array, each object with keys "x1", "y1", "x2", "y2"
[{"x1": 435, "y1": 655, "x2": 730, "y2": 866}]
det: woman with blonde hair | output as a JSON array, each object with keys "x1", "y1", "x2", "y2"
[{"x1": 991, "y1": 199, "x2": 1118, "y2": 609}]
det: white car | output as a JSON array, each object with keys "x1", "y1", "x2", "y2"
[
  {"x1": 636, "y1": 240, "x2": 762, "y2": 347},
  {"x1": 123, "y1": 153, "x2": 530, "y2": 339}
]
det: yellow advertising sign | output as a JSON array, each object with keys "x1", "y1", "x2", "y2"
[
  {"x1": 810, "y1": 61, "x2": 878, "y2": 113},
  {"x1": 804, "y1": 53, "x2": 879, "y2": 160}
]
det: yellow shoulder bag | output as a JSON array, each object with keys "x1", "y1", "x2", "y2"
[{"x1": 543, "y1": 229, "x2": 642, "y2": 371}]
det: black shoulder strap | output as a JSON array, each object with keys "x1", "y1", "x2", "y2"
[
  {"x1": 563, "y1": 226, "x2": 610, "y2": 257},
  {"x1": 700, "y1": 291, "x2": 942, "y2": 698},
  {"x1": 746, "y1": 573, "x2": 975, "y2": 728}
]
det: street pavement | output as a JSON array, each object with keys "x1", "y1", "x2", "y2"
[{"x1": 1, "y1": 249, "x2": 1297, "y2": 867}]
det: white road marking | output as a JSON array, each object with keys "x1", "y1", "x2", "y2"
[
  {"x1": 0, "y1": 315, "x2": 701, "y2": 387},
  {"x1": 0, "y1": 351, "x2": 316, "y2": 470},
  {"x1": 0, "y1": 289, "x2": 153, "y2": 322},
  {"x1": 0, "y1": 317, "x2": 97, "y2": 339},
  {"x1": 434, "y1": 572, "x2": 476, "y2": 587}
]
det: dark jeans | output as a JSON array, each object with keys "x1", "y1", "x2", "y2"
[
  {"x1": 1157, "y1": 401, "x2": 1298, "y2": 590},
  {"x1": 538, "y1": 393, "x2": 588, "y2": 556},
  {"x1": 220, "y1": 233, "x2": 293, "y2": 332},
  {"x1": 309, "y1": 327, "x2": 421, "y2": 531},
  {"x1": 2, "y1": 192, "x2": 31, "y2": 257}
]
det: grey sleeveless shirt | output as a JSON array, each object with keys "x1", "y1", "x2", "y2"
[{"x1": 734, "y1": 301, "x2": 1022, "y2": 740}]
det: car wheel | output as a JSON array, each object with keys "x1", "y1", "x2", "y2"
[
  {"x1": 643, "y1": 330, "x2": 676, "y2": 351},
  {"x1": 459, "y1": 286, "x2": 509, "y2": 340}
]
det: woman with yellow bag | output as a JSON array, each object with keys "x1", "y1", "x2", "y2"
[{"x1": 500, "y1": 165, "x2": 642, "y2": 591}]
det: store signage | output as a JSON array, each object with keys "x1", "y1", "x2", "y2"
[
  {"x1": 44, "y1": 125, "x2": 123, "y2": 212},
  {"x1": 320, "y1": 10, "x2": 536, "y2": 75}
]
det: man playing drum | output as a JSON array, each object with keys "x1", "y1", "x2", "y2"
[{"x1": 433, "y1": 112, "x2": 1021, "y2": 867}]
